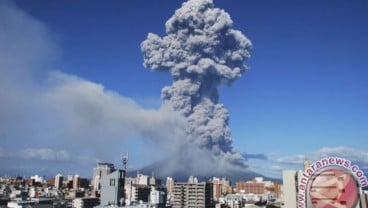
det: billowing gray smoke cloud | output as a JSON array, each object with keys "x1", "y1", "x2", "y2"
[
  {"x1": 141, "y1": 0, "x2": 252, "y2": 168},
  {"x1": 0, "y1": 1, "x2": 188, "y2": 176}
]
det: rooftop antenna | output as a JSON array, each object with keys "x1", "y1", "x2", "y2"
[
  {"x1": 122, "y1": 152, "x2": 128, "y2": 172},
  {"x1": 120, "y1": 152, "x2": 128, "y2": 207}
]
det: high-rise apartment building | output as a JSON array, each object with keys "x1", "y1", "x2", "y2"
[
  {"x1": 150, "y1": 186, "x2": 166, "y2": 206},
  {"x1": 210, "y1": 177, "x2": 222, "y2": 200},
  {"x1": 55, "y1": 173, "x2": 63, "y2": 189},
  {"x1": 281, "y1": 170, "x2": 298, "y2": 208},
  {"x1": 220, "y1": 177, "x2": 232, "y2": 195},
  {"x1": 166, "y1": 177, "x2": 174, "y2": 194},
  {"x1": 92, "y1": 162, "x2": 115, "y2": 190},
  {"x1": 124, "y1": 177, "x2": 135, "y2": 205},
  {"x1": 73, "y1": 174, "x2": 80, "y2": 190},
  {"x1": 172, "y1": 177, "x2": 213, "y2": 208}
]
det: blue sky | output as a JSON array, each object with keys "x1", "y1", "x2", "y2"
[{"x1": 0, "y1": 0, "x2": 367, "y2": 179}]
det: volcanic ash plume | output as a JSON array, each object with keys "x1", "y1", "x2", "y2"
[{"x1": 141, "y1": 0, "x2": 251, "y2": 168}]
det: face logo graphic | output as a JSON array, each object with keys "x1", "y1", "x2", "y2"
[{"x1": 309, "y1": 169, "x2": 358, "y2": 208}]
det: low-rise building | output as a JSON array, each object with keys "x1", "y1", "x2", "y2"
[{"x1": 72, "y1": 197, "x2": 99, "y2": 208}]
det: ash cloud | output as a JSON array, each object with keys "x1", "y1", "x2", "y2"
[
  {"x1": 0, "y1": 1, "x2": 187, "y2": 176},
  {"x1": 141, "y1": 0, "x2": 252, "y2": 173},
  {"x1": 256, "y1": 147, "x2": 368, "y2": 178},
  {"x1": 242, "y1": 153, "x2": 268, "y2": 160}
]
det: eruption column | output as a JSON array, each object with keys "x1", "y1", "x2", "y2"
[{"x1": 141, "y1": 0, "x2": 251, "y2": 165}]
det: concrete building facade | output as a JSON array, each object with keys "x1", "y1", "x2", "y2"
[
  {"x1": 172, "y1": 177, "x2": 213, "y2": 208},
  {"x1": 100, "y1": 170, "x2": 125, "y2": 206},
  {"x1": 92, "y1": 162, "x2": 115, "y2": 190},
  {"x1": 210, "y1": 177, "x2": 222, "y2": 200},
  {"x1": 72, "y1": 197, "x2": 99, "y2": 208},
  {"x1": 236, "y1": 181, "x2": 265, "y2": 195},
  {"x1": 54, "y1": 174, "x2": 63, "y2": 189},
  {"x1": 166, "y1": 177, "x2": 174, "y2": 194},
  {"x1": 281, "y1": 170, "x2": 298, "y2": 208},
  {"x1": 150, "y1": 186, "x2": 165, "y2": 206},
  {"x1": 73, "y1": 175, "x2": 80, "y2": 190},
  {"x1": 220, "y1": 178, "x2": 232, "y2": 195},
  {"x1": 135, "y1": 174, "x2": 149, "y2": 186}
]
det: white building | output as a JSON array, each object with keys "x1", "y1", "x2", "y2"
[
  {"x1": 149, "y1": 186, "x2": 165, "y2": 206},
  {"x1": 73, "y1": 174, "x2": 80, "y2": 190},
  {"x1": 224, "y1": 194, "x2": 243, "y2": 208},
  {"x1": 92, "y1": 162, "x2": 115, "y2": 190},
  {"x1": 7, "y1": 201, "x2": 36, "y2": 208},
  {"x1": 30, "y1": 175, "x2": 44, "y2": 183},
  {"x1": 166, "y1": 177, "x2": 174, "y2": 194},
  {"x1": 281, "y1": 170, "x2": 298, "y2": 208},
  {"x1": 125, "y1": 179, "x2": 137, "y2": 206},
  {"x1": 55, "y1": 173, "x2": 63, "y2": 189},
  {"x1": 136, "y1": 173, "x2": 149, "y2": 186}
]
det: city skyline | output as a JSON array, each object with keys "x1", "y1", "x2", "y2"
[{"x1": 0, "y1": 0, "x2": 367, "y2": 178}]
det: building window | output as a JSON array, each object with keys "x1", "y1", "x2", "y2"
[{"x1": 110, "y1": 179, "x2": 115, "y2": 186}]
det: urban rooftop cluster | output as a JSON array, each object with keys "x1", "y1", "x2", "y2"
[
  {"x1": 0, "y1": 161, "x2": 282, "y2": 208},
  {"x1": 2, "y1": 160, "x2": 368, "y2": 208}
]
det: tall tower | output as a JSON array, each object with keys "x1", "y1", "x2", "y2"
[
  {"x1": 73, "y1": 174, "x2": 80, "y2": 190},
  {"x1": 211, "y1": 177, "x2": 222, "y2": 200},
  {"x1": 166, "y1": 177, "x2": 174, "y2": 194},
  {"x1": 55, "y1": 173, "x2": 63, "y2": 189},
  {"x1": 121, "y1": 152, "x2": 128, "y2": 206},
  {"x1": 122, "y1": 153, "x2": 128, "y2": 172}
]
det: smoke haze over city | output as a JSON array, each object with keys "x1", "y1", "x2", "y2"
[{"x1": 0, "y1": 0, "x2": 367, "y2": 179}]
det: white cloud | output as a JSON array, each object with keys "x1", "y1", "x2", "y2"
[
  {"x1": 249, "y1": 147, "x2": 368, "y2": 178},
  {"x1": 316, "y1": 146, "x2": 368, "y2": 162},
  {"x1": 275, "y1": 147, "x2": 368, "y2": 167},
  {"x1": 314, "y1": 147, "x2": 368, "y2": 170},
  {"x1": 0, "y1": 147, "x2": 70, "y2": 161},
  {"x1": 275, "y1": 154, "x2": 307, "y2": 165},
  {"x1": 20, "y1": 148, "x2": 70, "y2": 161}
]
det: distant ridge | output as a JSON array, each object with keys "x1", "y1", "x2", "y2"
[{"x1": 127, "y1": 160, "x2": 277, "y2": 183}]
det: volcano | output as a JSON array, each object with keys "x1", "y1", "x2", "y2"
[{"x1": 128, "y1": 160, "x2": 275, "y2": 183}]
